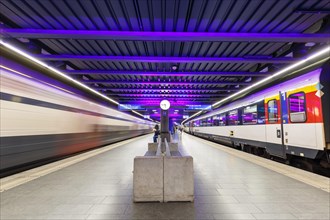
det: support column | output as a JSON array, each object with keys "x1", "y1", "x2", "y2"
[{"x1": 161, "y1": 109, "x2": 171, "y2": 142}]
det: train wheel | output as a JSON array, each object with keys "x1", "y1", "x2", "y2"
[{"x1": 291, "y1": 157, "x2": 314, "y2": 172}]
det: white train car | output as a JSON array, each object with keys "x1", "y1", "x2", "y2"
[
  {"x1": 186, "y1": 66, "x2": 330, "y2": 167},
  {"x1": 0, "y1": 64, "x2": 154, "y2": 175}
]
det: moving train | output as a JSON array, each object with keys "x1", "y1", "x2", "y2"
[
  {"x1": 184, "y1": 66, "x2": 330, "y2": 170},
  {"x1": 0, "y1": 63, "x2": 155, "y2": 176}
]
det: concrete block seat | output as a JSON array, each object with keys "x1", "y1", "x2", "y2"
[
  {"x1": 163, "y1": 139, "x2": 194, "y2": 202},
  {"x1": 133, "y1": 139, "x2": 194, "y2": 203},
  {"x1": 133, "y1": 141, "x2": 163, "y2": 202},
  {"x1": 133, "y1": 156, "x2": 163, "y2": 202}
]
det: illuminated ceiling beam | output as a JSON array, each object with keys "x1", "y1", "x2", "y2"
[
  {"x1": 106, "y1": 93, "x2": 227, "y2": 97},
  {"x1": 35, "y1": 54, "x2": 298, "y2": 63},
  {"x1": 118, "y1": 97, "x2": 219, "y2": 100},
  {"x1": 66, "y1": 70, "x2": 269, "y2": 77},
  {"x1": 120, "y1": 101, "x2": 210, "y2": 105},
  {"x1": 94, "y1": 88, "x2": 239, "y2": 92},
  {"x1": 83, "y1": 80, "x2": 251, "y2": 86},
  {"x1": 2, "y1": 29, "x2": 330, "y2": 43}
]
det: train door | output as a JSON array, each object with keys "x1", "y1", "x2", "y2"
[
  {"x1": 265, "y1": 93, "x2": 286, "y2": 158},
  {"x1": 279, "y1": 91, "x2": 288, "y2": 158},
  {"x1": 282, "y1": 89, "x2": 319, "y2": 158}
]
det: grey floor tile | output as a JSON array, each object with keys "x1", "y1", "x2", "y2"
[
  {"x1": 195, "y1": 189, "x2": 221, "y2": 196},
  {"x1": 48, "y1": 196, "x2": 105, "y2": 205},
  {"x1": 218, "y1": 183, "x2": 247, "y2": 189},
  {"x1": 254, "y1": 203, "x2": 299, "y2": 214},
  {"x1": 197, "y1": 204, "x2": 262, "y2": 214},
  {"x1": 234, "y1": 195, "x2": 290, "y2": 203},
  {"x1": 245, "y1": 183, "x2": 292, "y2": 190},
  {"x1": 216, "y1": 188, "x2": 251, "y2": 196},
  {"x1": 247, "y1": 188, "x2": 284, "y2": 195},
  {"x1": 0, "y1": 204, "x2": 55, "y2": 215},
  {"x1": 195, "y1": 183, "x2": 221, "y2": 190},
  {"x1": 86, "y1": 214, "x2": 130, "y2": 219},
  {"x1": 195, "y1": 195, "x2": 239, "y2": 204},
  {"x1": 101, "y1": 196, "x2": 132, "y2": 204},
  {"x1": 32, "y1": 187, "x2": 81, "y2": 197},
  {"x1": 88, "y1": 204, "x2": 128, "y2": 215},
  {"x1": 13, "y1": 195, "x2": 55, "y2": 205},
  {"x1": 293, "y1": 213, "x2": 330, "y2": 220},
  {"x1": 289, "y1": 194, "x2": 330, "y2": 203},
  {"x1": 194, "y1": 213, "x2": 215, "y2": 220},
  {"x1": 152, "y1": 203, "x2": 198, "y2": 220},
  {"x1": 213, "y1": 213, "x2": 256, "y2": 219},
  {"x1": 50, "y1": 204, "x2": 93, "y2": 215},
  {"x1": 0, "y1": 215, "x2": 49, "y2": 220},
  {"x1": 253, "y1": 213, "x2": 298, "y2": 219},
  {"x1": 289, "y1": 202, "x2": 330, "y2": 214},
  {"x1": 46, "y1": 214, "x2": 88, "y2": 219}
]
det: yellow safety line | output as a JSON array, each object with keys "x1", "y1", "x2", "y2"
[
  {"x1": 0, "y1": 134, "x2": 151, "y2": 192},
  {"x1": 184, "y1": 133, "x2": 330, "y2": 193}
]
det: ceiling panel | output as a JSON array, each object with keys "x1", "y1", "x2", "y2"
[{"x1": 1, "y1": 0, "x2": 329, "y2": 121}]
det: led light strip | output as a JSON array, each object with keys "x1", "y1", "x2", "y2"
[
  {"x1": 1, "y1": 65, "x2": 75, "y2": 94},
  {"x1": 0, "y1": 40, "x2": 156, "y2": 122},
  {"x1": 181, "y1": 45, "x2": 330, "y2": 125}
]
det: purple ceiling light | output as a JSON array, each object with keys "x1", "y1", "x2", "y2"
[
  {"x1": 35, "y1": 54, "x2": 299, "y2": 63},
  {"x1": 108, "y1": 93, "x2": 227, "y2": 98},
  {"x1": 66, "y1": 70, "x2": 269, "y2": 77},
  {"x1": 84, "y1": 80, "x2": 251, "y2": 86},
  {"x1": 118, "y1": 97, "x2": 218, "y2": 101},
  {"x1": 100, "y1": 88, "x2": 240, "y2": 92},
  {"x1": 2, "y1": 29, "x2": 330, "y2": 43},
  {"x1": 120, "y1": 100, "x2": 208, "y2": 105}
]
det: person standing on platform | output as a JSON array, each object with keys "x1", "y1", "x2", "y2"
[{"x1": 153, "y1": 124, "x2": 160, "y2": 143}]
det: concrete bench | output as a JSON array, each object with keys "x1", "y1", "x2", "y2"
[
  {"x1": 133, "y1": 141, "x2": 163, "y2": 202},
  {"x1": 133, "y1": 156, "x2": 163, "y2": 202},
  {"x1": 145, "y1": 141, "x2": 162, "y2": 156},
  {"x1": 163, "y1": 139, "x2": 194, "y2": 202},
  {"x1": 133, "y1": 139, "x2": 194, "y2": 203}
]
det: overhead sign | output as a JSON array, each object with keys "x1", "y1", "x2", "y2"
[
  {"x1": 118, "y1": 104, "x2": 144, "y2": 111},
  {"x1": 186, "y1": 105, "x2": 211, "y2": 110},
  {"x1": 160, "y1": 100, "x2": 170, "y2": 110}
]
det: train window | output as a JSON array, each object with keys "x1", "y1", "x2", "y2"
[
  {"x1": 289, "y1": 92, "x2": 307, "y2": 123},
  {"x1": 219, "y1": 114, "x2": 226, "y2": 126},
  {"x1": 201, "y1": 118, "x2": 207, "y2": 127},
  {"x1": 213, "y1": 115, "x2": 220, "y2": 126},
  {"x1": 195, "y1": 120, "x2": 200, "y2": 127},
  {"x1": 207, "y1": 117, "x2": 213, "y2": 126},
  {"x1": 228, "y1": 110, "x2": 239, "y2": 125},
  {"x1": 242, "y1": 105, "x2": 257, "y2": 125},
  {"x1": 257, "y1": 103, "x2": 265, "y2": 124},
  {"x1": 268, "y1": 99, "x2": 278, "y2": 123}
]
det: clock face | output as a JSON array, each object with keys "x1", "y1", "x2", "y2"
[{"x1": 160, "y1": 100, "x2": 170, "y2": 110}]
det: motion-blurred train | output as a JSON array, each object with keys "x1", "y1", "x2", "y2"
[
  {"x1": 184, "y1": 66, "x2": 330, "y2": 170},
  {"x1": 0, "y1": 65, "x2": 155, "y2": 176}
]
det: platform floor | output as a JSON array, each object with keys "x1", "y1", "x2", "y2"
[{"x1": 0, "y1": 132, "x2": 329, "y2": 220}]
